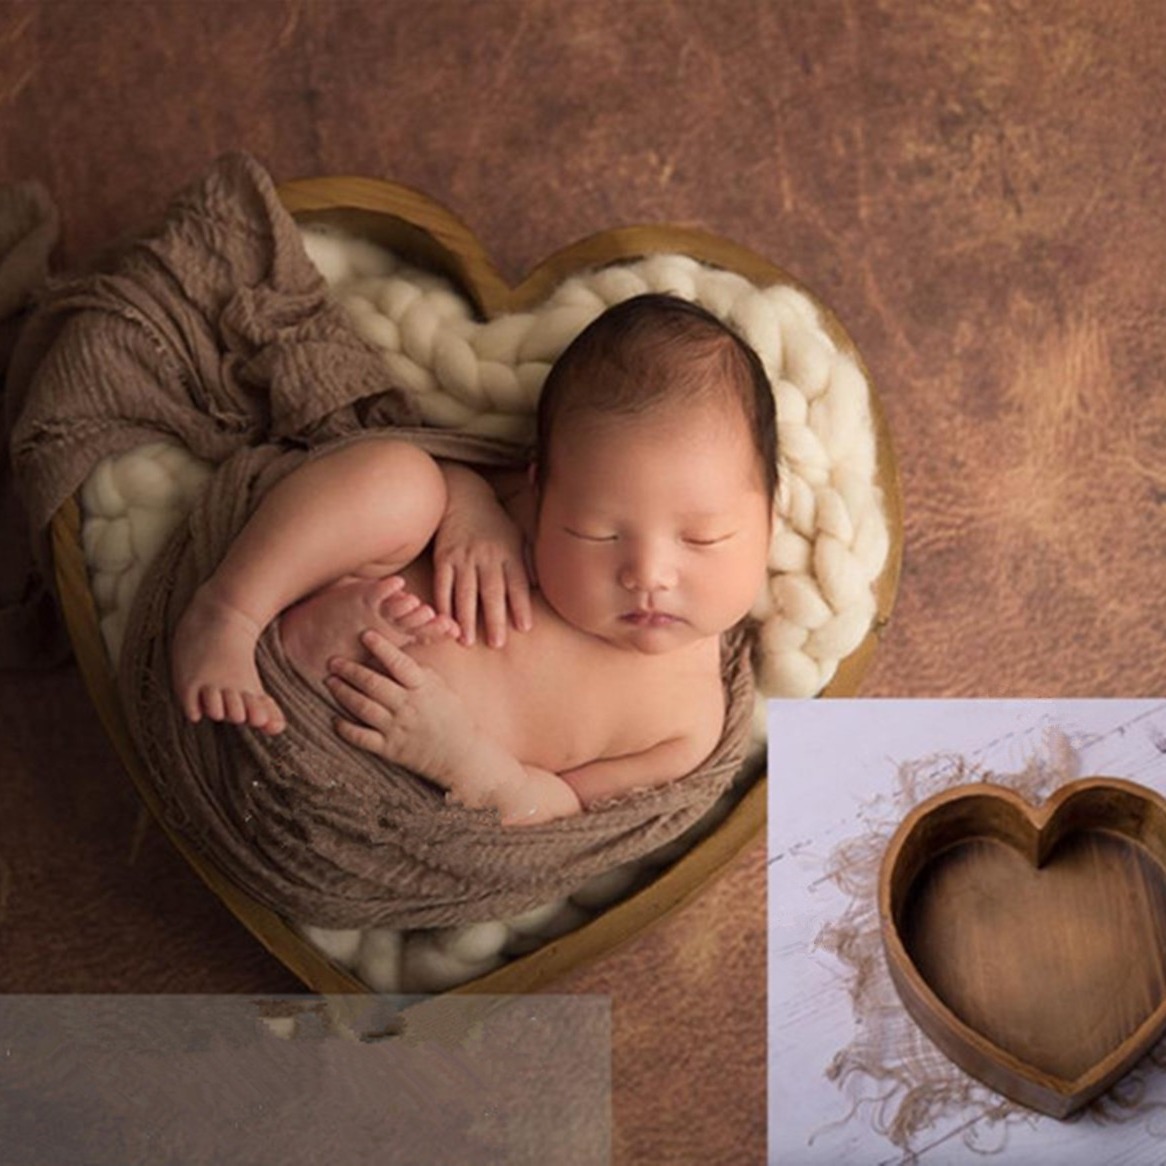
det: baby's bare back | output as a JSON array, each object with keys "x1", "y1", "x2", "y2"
[{"x1": 280, "y1": 557, "x2": 725, "y2": 786}]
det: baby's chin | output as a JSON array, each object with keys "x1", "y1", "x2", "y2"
[
  {"x1": 602, "y1": 618, "x2": 725, "y2": 655},
  {"x1": 622, "y1": 611, "x2": 757, "y2": 655}
]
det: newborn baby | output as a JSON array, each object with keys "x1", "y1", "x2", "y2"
[{"x1": 172, "y1": 294, "x2": 776, "y2": 824}]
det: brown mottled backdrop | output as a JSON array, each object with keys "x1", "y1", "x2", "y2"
[{"x1": 2, "y1": 1, "x2": 1165, "y2": 1161}]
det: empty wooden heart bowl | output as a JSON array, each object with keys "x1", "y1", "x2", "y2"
[
  {"x1": 52, "y1": 175, "x2": 901, "y2": 996},
  {"x1": 879, "y1": 778, "x2": 1166, "y2": 1118}
]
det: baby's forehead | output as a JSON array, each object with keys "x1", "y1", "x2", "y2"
[
  {"x1": 547, "y1": 407, "x2": 760, "y2": 487},
  {"x1": 550, "y1": 393, "x2": 752, "y2": 446}
]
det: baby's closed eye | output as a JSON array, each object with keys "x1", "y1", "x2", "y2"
[{"x1": 561, "y1": 526, "x2": 737, "y2": 547}]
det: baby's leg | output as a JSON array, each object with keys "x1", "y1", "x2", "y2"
[{"x1": 172, "y1": 440, "x2": 448, "y2": 733}]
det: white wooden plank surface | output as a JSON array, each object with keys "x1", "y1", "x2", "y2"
[{"x1": 768, "y1": 699, "x2": 1166, "y2": 1165}]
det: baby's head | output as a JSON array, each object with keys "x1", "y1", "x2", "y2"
[
  {"x1": 534, "y1": 293, "x2": 777, "y2": 504},
  {"x1": 531, "y1": 293, "x2": 776, "y2": 653}
]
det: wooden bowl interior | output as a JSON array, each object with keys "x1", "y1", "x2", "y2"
[{"x1": 882, "y1": 780, "x2": 1166, "y2": 1115}]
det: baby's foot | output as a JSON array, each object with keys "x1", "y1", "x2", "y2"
[
  {"x1": 280, "y1": 574, "x2": 457, "y2": 689},
  {"x1": 171, "y1": 585, "x2": 286, "y2": 735}
]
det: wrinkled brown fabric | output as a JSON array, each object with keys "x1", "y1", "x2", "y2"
[
  {"x1": 120, "y1": 447, "x2": 755, "y2": 927},
  {"x1": 0, "y1": 180, "x2": 70, "y2": 668},
  {"x1": 7, "y1": 153, "x2": 419, "y2": 534},
  {"x1": 7, "y1": 152, "x2": 757, "y2": 928}
]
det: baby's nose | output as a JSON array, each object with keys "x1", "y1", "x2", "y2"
[{"x1": 618, "y1": 546, "x2": 678, "y2": 592}]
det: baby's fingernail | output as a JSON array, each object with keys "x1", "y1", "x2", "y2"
[{"x1": 361, "y1": 629, "x2": 380, "y2": 644}]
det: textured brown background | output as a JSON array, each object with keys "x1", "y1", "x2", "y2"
[{"x1": 2, "y1": 1, "x2": 1165, "y2": 1161}]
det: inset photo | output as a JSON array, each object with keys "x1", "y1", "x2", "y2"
[{"x1": 768, "y1": 699, "x2": 1166, "y2": 1164}]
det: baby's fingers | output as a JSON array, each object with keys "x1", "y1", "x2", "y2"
[
  {"x1": 479, "y1": 567, "x2": 509, "y2": 648},
  {"x1": 505, "y1": 562, "x2": 533, "y2": 634},
  {"x1": 325, "y1": 670, "x2": 397, "y2": 727},
  {"x1": 453, "y1": 568, "x2": 480, "y2": 646},
  {"x1": 359, "y1": 629, "x2": 429, "y2": 688},
  {"x1": 333, "y1": 715, "x2": 387, "y2": 754},
  {"x1": 433, "y1": 559, "x2": 455, "y2": 621}
]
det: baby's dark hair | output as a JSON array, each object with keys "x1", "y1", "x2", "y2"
[{"x1": 534, "y1": 292, "x2": 778, "y2": 503}]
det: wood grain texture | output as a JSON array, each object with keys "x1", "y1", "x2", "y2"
[{"x1": 880, "y1": 779, "x2": 1166, "y2": 1118}]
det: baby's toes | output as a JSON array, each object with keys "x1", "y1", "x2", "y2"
[
  {"x1": 199, "y1": 685, "x2": 226, "y2": 721},
  {"x1": 430, "y1": 613, "x2": 460, "y2": 639},
  {"x1": 409, "y1": 613, "x2": 460, "y2": 645},
  {"x1": 381, "y1": 592, "x2": 422, "y2": 621},
  {"x1": 398, "y1": 602, "x2": 441, "y2": 631},
  {"x1": 371, "y1": 574, "x2": 413, "y2": 601},
  {"x1": 244, "y1": 691, "x2": 285, "y2": 735},
  {"x1": 223, "y1": 689, "x2": 248, "y2": 724}
]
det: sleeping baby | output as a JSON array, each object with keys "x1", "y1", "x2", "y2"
[{"x1": 171, "y1": 294, "x2": 776, "y2": 825}]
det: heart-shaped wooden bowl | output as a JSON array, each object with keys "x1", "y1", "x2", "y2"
[
  {"x1": 51, "y1": 175, "x2": 901, "y2": 996},
  {"x1": 879, "y1": 778, "x2": 1166, "y2": 1117}
]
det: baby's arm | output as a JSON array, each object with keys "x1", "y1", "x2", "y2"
[
  {"x1": 433, "y1": 462, "x2": 533, "y2": 648},
  {"x1": 325, "y1": 631, "x2": 581, "y2": 826}
]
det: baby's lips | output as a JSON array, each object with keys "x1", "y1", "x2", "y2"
[{"x1": 620, "y1": 609, "x2": 680, "y2": 627}]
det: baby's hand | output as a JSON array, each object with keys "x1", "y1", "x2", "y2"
[
  {"x1": 329, "y1": 631, "x2": 581, "y2": 826},
  {"x1": 326, "y1": 631, "x2": 483, "y2": 786},
  {"x1": 432, "y1": 497, "x2": 532, "y2": 648}
]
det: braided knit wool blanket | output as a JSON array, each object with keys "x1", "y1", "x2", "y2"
[
  {"x1": 82, "y1": 221, "x2": 890, "y2": 706},
  {"x1": 296, "y1": 226, "x2": 890, "y2": 702}
]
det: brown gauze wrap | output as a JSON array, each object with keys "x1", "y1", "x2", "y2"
[{"x1": 7, "y1": 153, "x2": 756, "y2": 929}]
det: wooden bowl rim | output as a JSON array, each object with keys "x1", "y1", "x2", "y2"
[{"x1": 878, "y1": 776, "x2": 1166, "y2": 1115}]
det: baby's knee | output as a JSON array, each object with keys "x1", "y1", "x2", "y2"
[
  {"x1": 369, "y1": 439, "x2": 442, "y2": 486},
  {"x1": 357, "y1": 439, "x2": 447, "y2": 539}
]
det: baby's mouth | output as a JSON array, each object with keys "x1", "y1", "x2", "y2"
[{"x1": 620, "y1": 610, "x2": 679, "y2": 628}]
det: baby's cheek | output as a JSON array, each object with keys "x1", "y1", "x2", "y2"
[
  {"x1": 552, "y1": 559, "x2": 609, "y2": 627},
  {"x1": 717, "y1": 551, "x2": 767, "y2": 618},
  {"x1": 533, "y1": 546, "x2": 575, "y2": 608}
]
